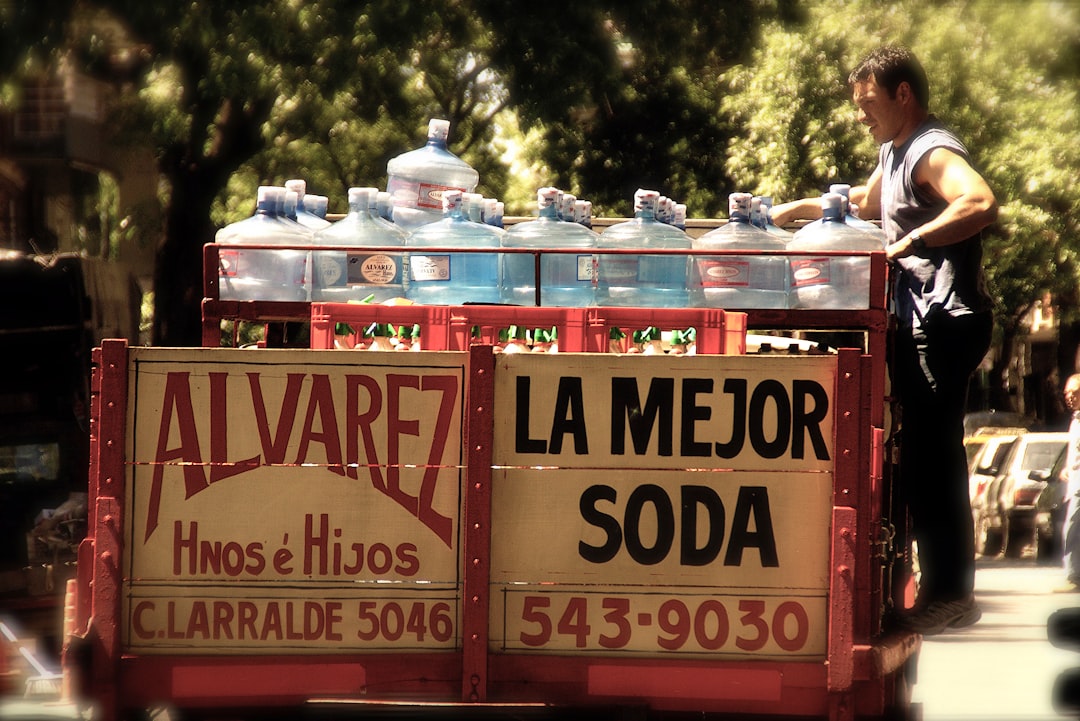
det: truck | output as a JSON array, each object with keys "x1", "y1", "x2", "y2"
[{"x1": 63, "y1": 237, "x2": 919, "y2": 720}]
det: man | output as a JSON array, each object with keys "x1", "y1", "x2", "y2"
[
  {"x1": 1059, "y1": 374, "x2": 1080, "y2": 593},
  {"x1": 772, "y1": 45, "x2": 997, "y2": 635}
]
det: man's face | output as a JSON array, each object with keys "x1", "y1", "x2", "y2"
[
  {"x1": 852, "y1": 77, "x2": 904, "y2": 145},
  {"x1": 1065, "y1": 379, "x2": 1080, "y2": 411}
]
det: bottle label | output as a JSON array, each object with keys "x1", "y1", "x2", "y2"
[
  {"x1": 601, "y1": 256, "x2": 640, "y2": 284},
  {"x1": 791, "y1": 258, "x2": 832, "y2": 287},
  {"x1": 347, "y1": 252, "x2": 404, "y2": 285},
  {"x1": 576, "y1": 255, "x2": 595, "y2": 282},
  {"x1": 409, "y1": 254, "x2": 451, "y2": 282},
  {"x1": 387, "y1": 178, "x2": 466, "y2": 211},
  {"x1": 316, "y1": 254, "x2": 345, "y2": 287},
  {"x1": 219, "y1": 249, "x2": 240, "y2": 278},
  {"x1": 696, "y1": 259, "x2": 750, "y2": 288}
]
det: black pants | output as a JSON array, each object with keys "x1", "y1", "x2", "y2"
[{"x1": 894, "y1": 311, "x2": 993, "y2": 603}]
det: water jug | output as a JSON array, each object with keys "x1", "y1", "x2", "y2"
[
  {"x1": 386, "y1": 119, "x2": 479, "y2": 232},
  {"x1": 405, "y1": 189, "x2": 502, "y2": 305},
  {"x1": 501, "y1": 187, "x2": 598, "y2": 307},
  {"x1": 596, "y1": 189, "x2": 691, "y2": 307},
  {"x1": 690, "y1": 192, "x2": 788, "y2": 309},
  {"x1": 787, "y1": 193, "x2": 881, "y2": 309},
  {"x1": 311, "y1": 187, "x2": 407, "y2": 303},
  {"x1": 216, "y1": 186, "x2": 311, "y2": 302}
]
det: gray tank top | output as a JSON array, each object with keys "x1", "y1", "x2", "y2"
[{"x1": 879, "y1": 118, "x2": 993, "y2": 329}]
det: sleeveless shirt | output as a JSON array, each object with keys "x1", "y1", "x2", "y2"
[{"x1": 878, "y1": 118, "x2": 993, "y2": 329}]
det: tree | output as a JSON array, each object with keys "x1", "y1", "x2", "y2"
[{"x1": 721, "y1": 0, "x2": 1080, "y2": 411}]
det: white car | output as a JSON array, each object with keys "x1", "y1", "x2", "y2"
[{"x1": 982, "y1": 431, "x2": 1068, "y2": 558}]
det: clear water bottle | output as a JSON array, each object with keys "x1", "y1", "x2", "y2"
[
  {"x1": 386, "y1": 118, "x2": 479, "y2": 232},
  {"x1": 376, "y1": 191, "x2": 394, "y2": 223},
  {"x1": 405, "y1": 189, "x2": 502, "y2": 305},
  {"x1": 487, "y1": 200, "x2": 505, "y2": 229},
  {"x1": 673, "y1": 203, "x2": 687, "y2": 231},
  {"x1": 787, "y1": 192, "x2": 881, "y2": 309},
  {"x1": 501, "y1": 187, "x2": 598, "y2": 307},
  {"x1": 304, "y1": 194, "x2": 329, "y2": 220},
  {"x1": 829, "y1": 183, "x2": 886, "y2": 247},
  {"x1": 578, "y1": 200, "x2": 594, "y2": 230},
  {"x1": 216, "y1": 186, "x2": 311, "y2": 301},
  {"x1": 757, "y1": 196, "x2": 794, "y2": 239},
  {"x1": 689, "y1": 192, "x2": 788, "y2": 309},
  {"x1": 596, "y1": 189, "x2": 691, "y2": 307},
  {"x1": 285, "y1": 179, "x2": 331, "y2": 230},
  {"x1": 311, "y1": 187, "x2": 407, "y2": 303}
]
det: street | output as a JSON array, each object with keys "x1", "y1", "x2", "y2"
[{"x1": 911, "y1": 555, "x2": 1080, "y2": 721}]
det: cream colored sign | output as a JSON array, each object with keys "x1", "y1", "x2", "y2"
[
  {"x1": 488, "y1": 469, "x2": 832, "y2": 659},
  {"x1": 493, "y1": 354, "x2": 836, "y2": 471},
  {"x1": 491, "y1": 587, "x2": 827, "y2": 659},
  {"x1": 489, "y1": 353, "x2": 837, "y2": 659},
  {"x1": 122, "y1": 348, "x2": 466, "y2": 653}
]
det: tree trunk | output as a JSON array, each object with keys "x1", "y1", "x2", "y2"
[
  {"x1": 152, "y1": 171, "x2": 218, "y2": 347},
  {"x1": 988, "y1": 322, "x2": 1019, "y2": 413}
]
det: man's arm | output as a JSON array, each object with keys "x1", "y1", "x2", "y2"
[
  {"x1": 769, "y1": 196, "x2": 823, "y2": 228},
  {"x1": 849, "y1": 165, "x2": 882, "y2": 220},
  {"x1": 887, "y1": 147, "x2": 998, "y2": 261},
  {"x1": 769, "y1": 165, "x2": 881, "y2": 228}
]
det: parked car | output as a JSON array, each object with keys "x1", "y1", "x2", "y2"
[
  {"x1": 970, "y1": 433, "x2": 1022, "y2": 556},
  {"x1": 981, "y1": 431, "x2": 1069, "y2": 558},
  {"x1": 965, "y1": 426, "x2": 1027, "y2": 476},
  {"x1": 1036, "y1": 445, "x2": 1069, "y2": 562}
]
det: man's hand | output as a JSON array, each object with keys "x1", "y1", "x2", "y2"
[{"x1": 887, "y1": 235, "x2": 919, "y2": 262}]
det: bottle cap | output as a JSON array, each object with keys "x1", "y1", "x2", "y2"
[
  {"x1": 428, "y1": 118, "x2": 451, "y2": 141},
  {"x1": 728, "y1": 192, "x2": 753, "y2": 220},
  {"x1": 560, "y1": 193, "x2": 577, "y2": 220},
  {"x1": 348, "y1": 187, "x2": 374, "y2": 209},
  {"x1": 305, "y1": 194, "x2": 328, "y2": 218},
  {"x1": 257, "y1": 186, "x2": 274, "y2": 209},
  {"x1": 537, "y1": 187, "x2": 559, "y2": 209},
  {"x1": 634, "y1": 188, "x2": 661, "y2": 214},
  {"x1": 674, "y1": 203, "x2": 687, "y2": 225},
  {"x1": 442, "y1": 189, "x2": 463, "y2": 212},
  {"x1": 829, "y1": 183, "x2": 852, "y2": 198},
  {"x1": 285, "y1": 179, "x2": 307, "y2": 198},
  {"x1": 574, "y1": 199, "x2": 588, "y2": 223},
  {"x1": 821, "y1": 192, "x2": 844, "y2": 220},
  {"x1": 363, "y1": 187, "x2": 380, "y2": 209}
]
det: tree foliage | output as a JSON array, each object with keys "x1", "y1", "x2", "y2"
[
  {"x1": 2, "y1": 0, "x2": 1078, "y2": 366},
  {"x1": 720, "y1": 0, "x2": 1080, "y2": 405}
]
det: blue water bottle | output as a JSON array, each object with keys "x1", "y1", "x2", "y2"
[
  {"x1": 596, "y1": 188, "x2": 691, "y2": 307},
  {"x1": 405, "y1": 189, "x2": 503, "y2": 304}
]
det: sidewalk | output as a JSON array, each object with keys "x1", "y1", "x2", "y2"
[{"x1": 911, "y1": 556, "x2": 1079, "y2": 721}]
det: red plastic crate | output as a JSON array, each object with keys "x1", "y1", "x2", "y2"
[
  {"x1": 310, "y1": 302, "x2": 745, "y2": 355},
  {"x1": 584, "y1": 307, "x2": 746, "y2": 355},
  {"x1": 310, "y1": 303, "x2": 589, "y2": 352}
]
